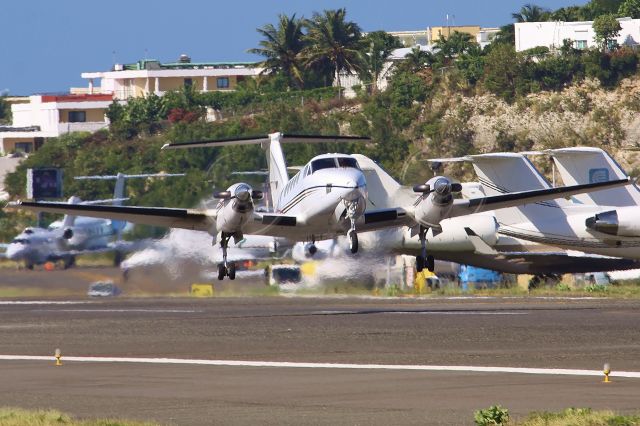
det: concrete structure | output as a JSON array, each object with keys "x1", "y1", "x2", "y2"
[
  {"x1": 77, "y1": 55, "x2": 262, "y2": 100},
  {"x1": 0, "y1": 94, "x2": 112, "y2": 154},
  {"x1": 515, "y1": 17, "x2": 640, "y2": 52},
  {"x1": 430, "y1": 25, "x2": 481, "y2": 42}
]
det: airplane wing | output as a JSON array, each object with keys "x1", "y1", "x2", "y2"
[
  {"x1": 357, "y1": 208, "x2": 413, "y2": 232},
  {"x1": 7, "y1": 202, "x2": 215, "y2": 232},
  {"x1": 448, "y1": 178, "x2": 631, "y2": 217}
]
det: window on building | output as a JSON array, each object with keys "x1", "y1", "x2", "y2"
[
  {"x1": 217, "y1": 77, "x2": 230, "y2": 89},
  {"x1": 574, "y1": 40, "x2": 588, "y2": 49},
  {"x1": 68, "y1": 111, "x2": 86, "y2": 122},
  {"x1": 15, "y1": 142, "x2": 33, "y2": 153},
  {"x1": 184, "y1": 78, "x2": 193, "y2": 88}
]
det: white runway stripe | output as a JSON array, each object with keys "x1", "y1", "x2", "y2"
[{"x1": 1, "y1": 355, "x2": 639, "y2": 378}]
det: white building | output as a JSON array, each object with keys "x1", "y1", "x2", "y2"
[
  {"x1": 515, "y1": 17, "x2": 640, "y2": 52},
  {"x1": 77, "y1": 55, "x2": 262, "y2": 100},
  {"x1": 0, "y1": 94, "x2": 112, "y2": 154}
]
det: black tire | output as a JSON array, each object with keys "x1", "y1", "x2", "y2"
[
  {"x1": 217, "y1": 263, "x2": 226, "y2": 281},
  {"x1": 416, "y1": 255, "x2": 424, "y2": 272},
  {"x1": 228, "y1": 263, "x2": 236, "y2": 280},
  {"x1": 26, "y1": 263, "x2": 34, "y2": 270},
  {"x1": 427, "y1": 255, "x2": 435, "y2": 273},
  {"x1": 114, "y1": 251, "x2": 123, "y2": 266},
  {"x1": 349, "y1": 232, "x2": 358, "y2": 254}
]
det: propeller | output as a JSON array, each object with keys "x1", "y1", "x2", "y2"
[
  {"x1": 413, "y1": 178, "x2": 462, "y2": 195},
  {"x1": 213, "y1": 187, "x2": 263, "y2": 201}
]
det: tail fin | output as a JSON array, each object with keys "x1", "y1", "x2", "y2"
[
  {"x1": 548, "y1": 147, "x2": 640, "y2": 207},
  {"x1": 62, "y1": 196, "x2": 81, "y2": 228},
  {"x1": 351, "y1": 154, "x2": 414, "y2": 208},
  {"x1": 266, "y1": 133, "x2": 289, "y2": 206},
  {"x1": 434, "y1": 153, "x2": 567, "y2": 226}
]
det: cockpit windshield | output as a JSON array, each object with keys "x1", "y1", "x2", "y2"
[
  {"x1": 311, "y1": 157, "x2": 360, "y2": 173},
  {"x1": 12, "y1": 238, "x2": 29, "y2": 244}
]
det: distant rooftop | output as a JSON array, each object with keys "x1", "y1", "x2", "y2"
[{"x1": 119, "y1": 56, "x2": 257, "y2": 72}]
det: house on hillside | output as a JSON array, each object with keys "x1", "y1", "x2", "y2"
[
  {"x1": 75, "y1": 54, "x2": 262, "y2": 100},
  {"x1": 0, "y1": 93, "x2": 112, "y2": 155},
  {"x1": 515, "y1": 17, "x2": 640, "y2": 52}
]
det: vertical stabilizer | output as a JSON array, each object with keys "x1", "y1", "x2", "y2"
[
  {"x1": 467, "y1": 153, "x2": 566, "y2": 226},
  {"x1": 549, "y1": 147, "x2": 640, "y2": 207},
  {"x1": 266, "y1": 132, "x2": 290, "y2": 207},
  {"x1": 351, "y1": 154, "x2": 414, "y2": 209}
]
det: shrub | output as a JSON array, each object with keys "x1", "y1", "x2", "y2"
[{"x1": 474, "y1": 405, "x2": 509, "y2": 425}]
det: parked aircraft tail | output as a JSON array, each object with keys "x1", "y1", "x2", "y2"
[{"x1": 548, "y1": 147, "x2": 640, "y2": 207}]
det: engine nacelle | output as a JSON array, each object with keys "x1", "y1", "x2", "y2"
[
  {"x1": 404, "y1": 215, "x2": 499, "y2": 252},
  {"x1": 585, "y1": 207, "x2": 640, "y2": 237},
  {"x1": 413, "y1": 176, "x2": 461, "y2": 227},
  {"x1": 215, "y1": 183, "x2": 255, "y2": 234}
]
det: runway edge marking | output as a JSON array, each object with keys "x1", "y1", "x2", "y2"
[{"x1": 1, "y1": 355, "x2": 639, "y2": 378}]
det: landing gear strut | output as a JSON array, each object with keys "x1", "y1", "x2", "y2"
[
  {"x1": 345, "y1": 200, "x2": 359, "y2": 254},
  {"x1": 216, "y1": 232, "x2": 237, "y2": 281},
  {"x1": 416, "y1": 226, "x2": 435, "y2": 273}
]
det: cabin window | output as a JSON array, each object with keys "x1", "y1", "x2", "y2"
[
  {"x1": 311, "y1": 158, "x2": 337, "y2": 172},
  {"x1": 217, "y1": 77, "x2": 230, "y2": 89},
  {"x1": 337, "y1": 157, "x2": 360, "y2": 169}
]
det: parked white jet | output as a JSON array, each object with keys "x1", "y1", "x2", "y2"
[
  {"x1": 6, "y1": 133, "x2": 629, "y2": 279},
  {"x1": 433, "y1": 150, "x2": 640, "y2": 261},
  {"x1": 4, "y1": 172, "x2": 182, "y2": 269}
]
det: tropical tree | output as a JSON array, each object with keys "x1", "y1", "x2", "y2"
[
  {"x1": 512, "y1": 3, "x2": 551, "y2": 22},
  {"x1": 593, "y1": 13, "x2": 622, "y2": 50},
  {"x1": 248, "y1": 13, "x2": 306, "y2": 89},
  {"x1": 400, "y1": 46, "x2": 436, "y2": 73},
  {"x1": 582, "y1": 0, "x2": 624, "y2": 19},
  {"x1": 434, "y1": 31, "x2": 478, "y2": 63},
  {"x1": 550, "y1": 6, "x2": 585, "y2": 21},
  {"x1": 618, "y1": 0, "x2": 640, "y2": 18},
  {"x1": 0, "y1": 96, "x2": 10, "y2": 124},
  {"x1": 303, "y1": 8, "x2": 365, "y2": 90},
  {"x1": 360, "y1": 31, "x2": 402, "y2": 94}
]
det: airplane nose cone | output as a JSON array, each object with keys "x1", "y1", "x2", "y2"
[{"x1": 6, "y1": 245, "x2": 26, "y2": 260}]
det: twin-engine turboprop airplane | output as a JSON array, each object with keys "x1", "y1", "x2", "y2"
[{"x1": 6, "y1": 133, "x2": 630, "y2": 279}]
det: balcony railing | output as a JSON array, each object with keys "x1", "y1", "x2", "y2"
[{"x1": 58, "y1": 122, "x2": 109, "y2": 135}]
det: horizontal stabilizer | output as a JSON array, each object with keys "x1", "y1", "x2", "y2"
[{"x1": 162, "y1": 133, "x2": 370, "y2": 150}]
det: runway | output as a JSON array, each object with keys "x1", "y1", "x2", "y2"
[{"x1": 1, "y1": 295, "x2": 640, "y2": 424}]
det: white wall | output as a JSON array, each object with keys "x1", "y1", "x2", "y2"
[{"x1": 515, "y1": 18, "x2": 640, "y2": 52}]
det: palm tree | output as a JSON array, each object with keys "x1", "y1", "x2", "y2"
[
  {"x1": 247, "y1": 14, "x2": 306, "y2": 89},
  {"x1": 401, "y1": 46, "x2": 435, "y2": 73},
  {"x1": 512, "y1": 3, "x2": 551, "y2": 22},
  {"x1": 434, "y1": 31, "x2": 476, "y2": 62},
  {"x1": 302, "y1": 8, "x2": 365, "y2": 90}
]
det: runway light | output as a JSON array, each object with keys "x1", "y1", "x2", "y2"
[
  {"x1": 603, "y1": 362, "x2": 611, "y2": 383},
  {"x1": 54, "y1": 348, "x2": 62, "y2": 366}
]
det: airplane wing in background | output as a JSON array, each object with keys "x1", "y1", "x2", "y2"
[
  {"x1": 7, "y1": 202, "x2": 215, "y2": 232},
  {"x1": 449, "y1": 178, "x2": 631, "y2": 218}
]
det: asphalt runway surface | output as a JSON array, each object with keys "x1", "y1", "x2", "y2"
[{"x1": 0, "y1": 268, "x2": 639, "y2": 424}]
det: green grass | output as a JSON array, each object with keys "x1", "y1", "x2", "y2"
[
  {"x1": 0, "y1": 407, "x2": 158, "y2": 426},
  {"x1": 514, "y1": 407, "x2": 640, "y2": 425}
]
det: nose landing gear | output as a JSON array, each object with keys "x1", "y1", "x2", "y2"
[
  {"x1": 216, "y1": 232, "x2": 237, "y2": 281},
  {"x1": 345, "y1": 200, "x2": 359, "y2": 254},
  {"x1": 416, "y1": 226, "x2": 435, "y2": 273}
]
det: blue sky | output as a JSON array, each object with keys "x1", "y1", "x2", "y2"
[{"x1": 2, "y1": 0, "x2": 588, "y2": 95}]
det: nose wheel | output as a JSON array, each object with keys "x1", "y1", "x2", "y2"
[
  {"x1": 345, "y1": 200, "x2": 359, "y2": 254},
  {"x1": 416, "y1": 226, "x2": 435, "y2": 273},
  {"x1": 216, "y1": 232, "x2": 237, "y2": 280},
  {"x1": 348, "y1": 230, "x2": 358, "y2": 254}
]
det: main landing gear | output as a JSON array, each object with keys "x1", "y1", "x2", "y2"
[
  {"x1": 416, "y1": 225, "x2": 434, "y2": 273},
  {"x1": 216, "y1": 232, "x2": 237, "y2": 281},
  {"x1": 345, "y1": 200, "x2": 359, "y2": 254}
]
